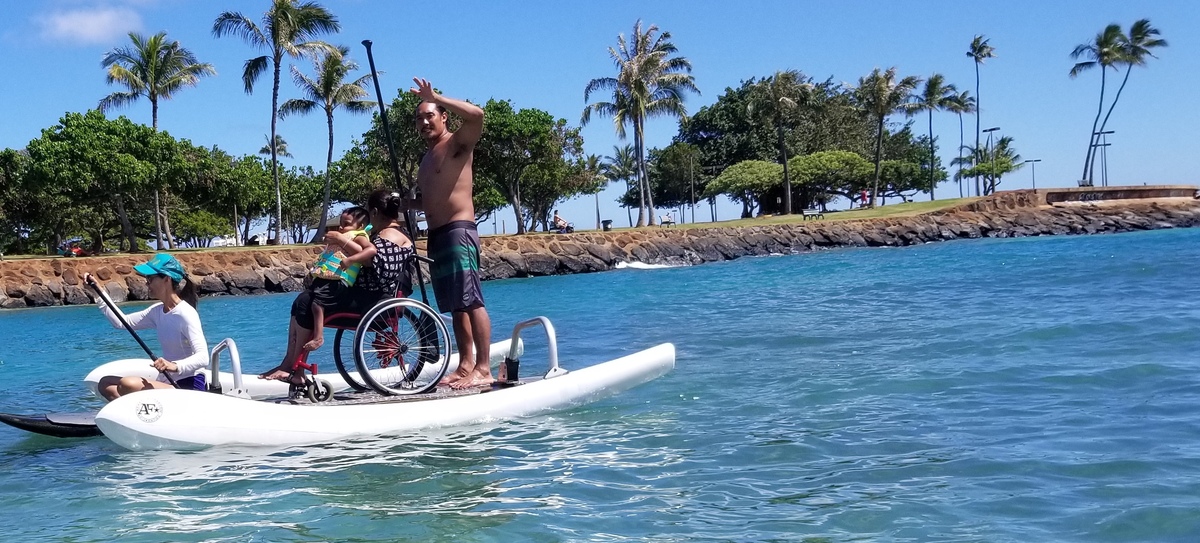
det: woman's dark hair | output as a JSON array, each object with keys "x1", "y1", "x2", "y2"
[
  {"x1": 342, "y1": 206, "x2": 369, "y2": 228},
  {"x1": 367, "y1": 189, "x2": 403, "y2": 221},
  {"x1": 175, "y1": 275, "x2": 200, "y2": 308}
]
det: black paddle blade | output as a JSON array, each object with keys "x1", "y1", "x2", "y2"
[{"x1": 0, "y1": 412, "x2": 102, "y2": 438}]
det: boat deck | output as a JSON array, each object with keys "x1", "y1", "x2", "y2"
[{"x1": 275, "y1": 379, "x2": 537, "y2": 407}]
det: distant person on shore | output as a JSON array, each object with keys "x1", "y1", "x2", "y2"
[
  {"x1": 87, "y1": 254, "x2": 208, "y2": 401},
  {"x1": 860, "y1": 189, "x2": 869, "y2": 208},
  {"x1": 261, "y1": 190, "x2": 414, "y2": 384},
  {"x1": 406, "y1": 77, "x2": 493, "y2": 389},
  {"x1": 302, "y1": 206, "x2": 373, "y2": 352}
]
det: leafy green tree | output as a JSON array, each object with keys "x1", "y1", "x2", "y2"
[
  {"x1": 702, "y1": 159, "x2": 781, "y2": 218},
  {"x1": 0, "y1": 149, "x2": 32, "y2": 254},
  {"x1": 967, "y1": 35, "x2": 995, "y2": 196},
  {"x1": 908, "y1": 74, "x2": 956, "y2": 200},
  {"x1": 646, "y1": 142, "x2": 701, "y2": 213},
  {"x1": 854, "y1": 67, "x2": 921, "y2": 207},
  {"x1": 279, "y1": 45, "x2": 374, "y2": 242},
  {"x1": 787, "y1": 150, "x2": 872, "y2": 209},
  {"x1": 476, "y1": 99, "x2": 579, "y2": 234},
  {"x1": 173, "y1": 209, "x2": 233, "y2": 247},
  {"x1": 213, "y1": 0, "x2": 340, "y2": 243},
  {"x1": 99, "y1": 30, "x2": 215, "y2": 248},
  {"x1": 23, "y1": 110, "x2": 159, "y2": 252},
  {"x1": 583, "y1": 19, "x2": 699, "y2": 227},
  {"x1": 747, "y1": 70, "x2": 813, "y2": 214}
]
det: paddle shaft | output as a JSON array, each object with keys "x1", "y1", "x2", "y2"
[
  {"x1": 361, "y1": 39, "x2": 431, "y2": 305},
  {"x1": 85, "y1": 278, "x2": 180, "y2": 388}
]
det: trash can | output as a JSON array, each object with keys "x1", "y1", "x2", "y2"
[{"x1": 601, "y1": 219, "x2": 613, "y2": 232}]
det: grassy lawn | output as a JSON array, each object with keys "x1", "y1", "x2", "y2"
[{"x1": 589, "y1": 197, "x2": 977, "y2": 233}]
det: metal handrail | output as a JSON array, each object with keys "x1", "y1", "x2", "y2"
[
  {"x1": 505, "y1": 316, "x2": 568, "y2": 381},
  {"x1": 207, "y1": 338, "x2": 250, "y2": 399}
]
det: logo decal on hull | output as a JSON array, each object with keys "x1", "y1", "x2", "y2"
[{"x1": 136, "y1": 400, "x2": 164, "y2": 423}]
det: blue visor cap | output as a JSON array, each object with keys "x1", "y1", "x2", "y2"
[{"x1": 134, "y1": 253, "x2": 185, "y2": 282}]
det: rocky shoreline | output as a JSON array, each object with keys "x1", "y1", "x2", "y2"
[{"x1": 2, "y1": 190, "x2": 1198, "y2": 309}]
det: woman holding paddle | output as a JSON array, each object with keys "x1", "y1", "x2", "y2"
[{"x1": 85, "y1": 253, "x2": 208, "y2": 401}]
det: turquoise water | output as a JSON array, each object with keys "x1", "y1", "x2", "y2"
[{"x1": 2, "y1": 228, "x2": 1199, "y2": 542}]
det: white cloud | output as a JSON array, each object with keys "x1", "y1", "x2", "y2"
[{"x1": 35, "y1": 7, "x2": 144, "y2": 46}]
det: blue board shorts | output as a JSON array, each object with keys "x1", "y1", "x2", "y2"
[{"x1": 177, "y1": 373, "x2": 207, "y2": 391}]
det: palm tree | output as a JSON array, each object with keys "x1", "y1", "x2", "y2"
[
  {"x1": 966, "y1": 35, "x2": 995, "y2": 197},
  {"x1": 603, "y1": 144, "x2": 637, "y2": 226},
  {"x1": 99, "y1": 31, "x2": 215, "y2": 249},
  {"x1": 213, "y1": 0, "x2": 339, "y2": 244},
  {"x1": 1070, "y1": 24, "x2": 1124, "y2": 186},
  {"x1": 583, "y1": 19, "x2": 699, "y2": 227},
  {"x1": 908, "y1": 74, "x2": 957, "y2": 200},
  {"x1": 1093, "y1": 19, "x2": 1167, "y2": 174},
  {"x1": 278, "y1": 45, "x2": 373, "y2": 243},
  {"x1": 945, "y1": 90, "x2": 976, "y2": 198},
  {"x1": 748, "y1": 70, "x2": 812, "y2": 214},
  {"x1": 259, "y1": 134, "x2": 293, "y2": 158},
  {"x1": 854, "y1": 67, "x2": 922, "y2": 207}
]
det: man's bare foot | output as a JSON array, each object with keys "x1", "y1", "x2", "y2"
[
  {"x1": 303, "y1": 335, "x2": 324, "y2": 351},
  {"x1": 449, "y1": 371, "x2": 494, "y2": 390},
  {"x1": 438, "y1": 369, "x2": 467, "y2": 387}
]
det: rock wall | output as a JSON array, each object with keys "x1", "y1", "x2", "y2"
[{"x1": 2, "y1": 191, "x2": 1199, "y2": 309}]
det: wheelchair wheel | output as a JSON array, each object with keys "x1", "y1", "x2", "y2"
[
  {"x1": 354, "y1": 298, "x2": 451, "y2": 395},
  {"x1": 333, "y1": 328, "x2": 369, "y2": 392}
]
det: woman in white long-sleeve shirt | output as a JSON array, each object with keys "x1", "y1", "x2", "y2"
[{"x1": 87, "y1": 253, "x2": 208, "y2": 401}]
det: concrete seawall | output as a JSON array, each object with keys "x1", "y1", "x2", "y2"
[{"x1": 2, "y1": 188, "x2": 1198, "y2": 309}]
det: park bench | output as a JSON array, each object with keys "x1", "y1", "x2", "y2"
[
  {"x1": 802, "y1": 209, "x2": 824, "y2": 220},
  {"x1": 660, "y1": 215, "x2": 675, "y2": 227}
]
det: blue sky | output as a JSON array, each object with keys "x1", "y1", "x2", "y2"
[{"x1": 1, "y1": 0, "x2": 1197, "y2": 232}]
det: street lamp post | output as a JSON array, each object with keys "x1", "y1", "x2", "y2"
[
  {"x1": 1023, "y1": 159, "x2": 1042, "y2": 189},
  {"x1": 983, "y1": 127, "x2": 1000, "y2": 195},
  {"x1": 1093, "y1": 130, "x2": 1114, "y2": 187}
]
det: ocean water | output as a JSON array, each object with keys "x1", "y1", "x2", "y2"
[{"x1": 1, "y1": 227, "x2": 1198, "y2": 542}]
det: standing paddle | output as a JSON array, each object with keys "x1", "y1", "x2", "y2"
[
  {"x1": 85, "y1": 276, "x2": 180, "y2": 389},
  {"x1": 361, "y1": 39, "x2": 431, "y2": 305}
]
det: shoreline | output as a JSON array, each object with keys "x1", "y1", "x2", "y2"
[{"x1": 2, "y1": 189, "x2": 1198, "y2": 309}]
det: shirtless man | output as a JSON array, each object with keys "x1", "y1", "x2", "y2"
[{"x1": 408, "y1": 78, "x2": 493, "y2": 389}]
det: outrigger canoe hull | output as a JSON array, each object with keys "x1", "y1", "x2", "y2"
[{"x1": 95, "y1": 343, "x2": 675, "y2": 451}]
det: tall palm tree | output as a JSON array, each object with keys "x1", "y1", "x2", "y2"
[
  {"x1": 908, "y1": 74, "x2": 957, "y2": 200},
  {"x1": 1070, "y1": 24, "x2": 1124, "y2": 186},
  {"x1": 748, "y1": 70, "x2": 812, "y2": 214},
  {"x1": 854, "y1": 67, "x2": 921, "y2": 206},
  {"x1": 213, "y1": 0, "x2": 339, "y2": 244},
  {"x1": 945, "y1": 91, "x2": 976, "y2": 198},
  {"x1": 278, "y1": 45, "x2": 373, "y2": 243},
  {"x1": 583, "y1": 19, "x2": 699, "y2": 227},
  {"x1": 1093, "y1": 19, "x2": 1167, "y2": 174},
  {"x1": 966, "y1": 35, "x2": 995, "y2": 197},
  {"x1": 603, "y1": 144, "x2": 637, "y2": 226},
  {"x1": 99, "y1": 31, "x2": 215, "y2": 249}
]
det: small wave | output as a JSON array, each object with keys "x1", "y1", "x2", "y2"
[{"x1": 614, "y1": 261, "x2": 683, "y2": 270}]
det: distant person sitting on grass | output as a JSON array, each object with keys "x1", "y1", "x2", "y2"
[{"x1": 303, "y1": 206, "x2": 374, "y2": 351}]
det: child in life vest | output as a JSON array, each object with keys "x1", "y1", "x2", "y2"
[{"x1": 305, "y1": 206, "x2": 375, "y2": 350}]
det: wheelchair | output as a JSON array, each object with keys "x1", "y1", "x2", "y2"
[{"x1": 291, "y1": 256, "x2": 451, "y2": 400}]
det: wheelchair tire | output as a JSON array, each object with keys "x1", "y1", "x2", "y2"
[
  {"x1": 353, "y1": 298, "x2": 451, "y2": 395},
  {"x1": 333, "y1": 328, "x2": 369, "y2": 392}
]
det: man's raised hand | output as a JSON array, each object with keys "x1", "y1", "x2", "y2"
[{"x1": 410, "y1": 77, "x2": 437, "y2": 102}]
